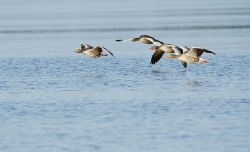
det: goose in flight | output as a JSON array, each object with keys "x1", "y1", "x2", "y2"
[
  {"x1": 116, "y1": 35, "x2": 163, "y2": 46},
  {"x1": 74, "y1": 44, "x2": 115, "y2": 58},
  {"x1": 149, "y1": 44, "x2": 181, "y2": 64},
  {"x1": 149, "y1": 44, "x2": 210, "y2": 64},
  {"x1": 166, "y1": 47, "x2": 216, "y2": 68}
]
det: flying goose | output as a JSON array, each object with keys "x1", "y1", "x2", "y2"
[
  {"x1": 116, "y1": 35, "x2": 163, "y2": 46},
  {"x1": 74, "y1": 44, "x2": 115, "y2": 58},
  {"x1": 166, "y1": 47, "x2": 216, "y2": 68},
  {"x1": 178, "y1": 46, "x2": 210, "y2": 63},
  {"x1": 149, "y1": 44, "x2": 181, "y2": 64},
  {"x1": 149, "y1": 44, "x2": 210, "y2": 64}
]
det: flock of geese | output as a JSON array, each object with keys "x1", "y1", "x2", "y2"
[{"x1": 74, "y1": 35, "x2": 216, "y2": 68}]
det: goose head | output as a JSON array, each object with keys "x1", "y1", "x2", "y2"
[{"x1": 130, "y1": 38, "x2": 136, "y2": 42}]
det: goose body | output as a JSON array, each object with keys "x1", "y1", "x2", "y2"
[
  {"x1": 83, "y1": 46, "x2": 104, "y2": 58},
  {"x1": 74, "y1": 44, "x2": 115, "y2": 58},
  {"x1": 149, "y1": 44, "x2": 184, "y2": 64},
  {"x1": 116, "y1": 35, "x2": 163, "y2": 46},
  {"x1": 166, "y1": 47, "x2": 216, "y2": 68}
]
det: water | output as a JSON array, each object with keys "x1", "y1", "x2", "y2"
[{"x1": 1, "y1": 0, "x2": 250, "y2": 151}]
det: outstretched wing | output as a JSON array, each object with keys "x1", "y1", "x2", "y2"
[
  {"x1": 150, "y1": 49, "x2": 165, "y2": 64},
  {"x1": 145, "y1": 37, "x2": 164, "y2": 46},
  {"x1": 81, "y1": 43, "x2": 93, "y2": 50},
  {"x1": 204, "y1": 49, "x2": 216, "y2": 55},
  {"x1": 98, "y1": 46, "x2": 116, "y2": 58},
  {"x1": 180, "y1": 61, "x2": 187, "y2": 68},
  {"x1": 115, "y1": 36, "x2": 140, "y2": 42},
  {"x1": 186, "y1": 47, "x2": 216, "y2": 57},
  {"x1": 178, "y1": 46, "x2": 190, "y2": 53},
  {"x1": 171, "y1": 45, "x2": 183, "y2": 55},
  {"x1": 115, "y1": 39, "x2": 130, "y2": 42}
]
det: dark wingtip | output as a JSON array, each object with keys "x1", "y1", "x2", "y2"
[
  {"x1": 205, "y1": 49, "x2": 216, "y2": 55},
  {"x1": 210, "y1": 50, "x2": 216, "y2": 55},
  {"x1": 150, "y1": 59, "x2": 157, "y2": 65},
  {"x1": 109, "y1": 53, "x2": 116, "y2": 59},
  {"x1": 115, "y1": 40, "x2": 122, "y2": 42},
  {"x1": 182, "y1": 62, "x2": 187, "y2": 68}
]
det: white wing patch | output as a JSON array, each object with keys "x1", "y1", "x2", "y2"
[
  {"x1": 171, "y1": 45, "x2": 183, "y2": 55},
  {"x1": 178, "y1": 46, "x2": 190, "y2": 53},
  {"x1": 145, "y1": 37, "x2": 163, "y2": 46}
]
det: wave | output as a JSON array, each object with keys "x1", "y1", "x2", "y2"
[{"x1": 1, "y1": 25, "x2": 250, "y2": 34}]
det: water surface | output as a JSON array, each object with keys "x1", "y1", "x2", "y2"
[{"x1": 1, "y1": 0, "x2": 250, "y2": 152}]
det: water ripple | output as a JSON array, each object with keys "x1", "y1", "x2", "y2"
[{"x1": 1, "y1": 25, "x2": 250, "y2": 34}]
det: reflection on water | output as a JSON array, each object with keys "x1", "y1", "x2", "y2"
[
  {"x1": 183, "y1": 80, "x2": 207, "y2": 86},
  {"x1": 81, "y1": 74, "x2": 105, "y2": 81},
  {"x1": 151, "y1": 69, "x2": 187, "y2": 75},
  {"x1": 151, "y1": 70, "x2": 163, "y2": 74}
]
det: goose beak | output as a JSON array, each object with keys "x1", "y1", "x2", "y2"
[
  {"x1": 166, "y1": 55, "x2": 170, "y2": 58},
  {"x1": 74, "y1": 49, "x2": 81, "y2": 53}
]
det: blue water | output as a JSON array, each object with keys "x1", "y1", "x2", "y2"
[{"x1": 1, "y1": 0, "x2": 250, "y2": 152}]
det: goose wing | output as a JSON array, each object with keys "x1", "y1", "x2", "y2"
[
  {"x1": 171, "y1": 45, "x2": 183, "y2": 55},
  {"x1": 178, "y1": 46, "x2": 190, "y2": 53},
  {"x1": 98, "y1": 46, "x2": 116, "y2": 58},
  {"x1": 180, "y1": 61, "x2": 187, "y2": 68},
  {"x1": 150, "y1": 49, "x2": 165, "y2": 64},
  {"x1": 115, "y1": 36, "x2": 140, "y2": 42},
  {"x1": 145, "y1": 37, "x2": 164, "y2": 46},
  {"x1": 186, "y1": 47, "x2": 216, "y2": 57},
  {"x1": 81, "y1": 43, "x2": 93, "y2": 50}
]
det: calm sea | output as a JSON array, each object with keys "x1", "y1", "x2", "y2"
[{"x1": 1, "y1": 0, "x2": 250, "y2": 151}]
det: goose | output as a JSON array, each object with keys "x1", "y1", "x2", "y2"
[
  {"x1": 166, "y1": 47, "x2": 216, "y2": 68},
  {"x1": 149, "y1": 44, "x2": 210, "y2": 64},
  {"x1": 149, "y1": 44, "x2": 180, "y2": 64},
  {"x1": 116, "y1": 35, "x2": 173, "y2": 64},
  {"x1": 178, "y1": 46, "x2": 210, "y2": 63},
  {"x1": 74, "y1": 45, "x2": 116, "y2": 58},
  {"x1": 116, "y1": 35, "x2": 163, "y2": 46}
]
